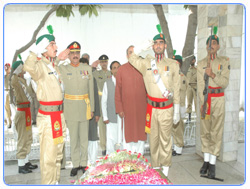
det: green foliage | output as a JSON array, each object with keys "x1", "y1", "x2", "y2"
[
  {"x1": 156, "y1": 24, "x2": 162, "y2": 34},
  {"x1": 183, "y1": 5, "x2": 189, "y2": 10},
  {"x1": 47, "y1": 25, "x2": 53, "y2": 35},
  {"x1": 18, "y1": 54, "x2": 22, "y2": 60},
  {"x1": 79, "y1": 4, "x2": 102, "y2": 17},
  {"x1": 213, "y1": 26, "x2": 218, "y2": 35}
]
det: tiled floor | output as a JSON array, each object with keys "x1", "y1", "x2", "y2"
[{"x1": 3, "y1": 143, "x2": 245, "y2": 186}]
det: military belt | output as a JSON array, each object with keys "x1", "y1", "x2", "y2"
[
  {"x1": 147, "y1": 98, "x2": 173, "y2": 108},
  {"x1": 208, "y1": 88, "x2": 224, "y2": 94},
  {"x1": 17, "y1": 103, "x2": 30, "y2": 108},
  {"x1": 39, "y1": 104, "x2": 63, "y2": 112},
  {"x1": 64, "y1": 94, "x2": 89, "y2": 100}
]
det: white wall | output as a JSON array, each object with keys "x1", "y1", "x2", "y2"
[{"x1": 4, "y1": 4, "x2": 190, "y2": 67}]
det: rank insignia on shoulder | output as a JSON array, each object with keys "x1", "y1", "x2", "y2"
[
  {"x1": 147, "y1": 68, "x2": 152, "y2": 70},
  {"x1": 48, "y1": 72, "x2": 54, "y2": 75},
  {"x1": 98, "y1": 77, "x2": 103, "y2": 79}
]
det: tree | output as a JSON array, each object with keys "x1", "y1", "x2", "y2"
[
  {"x1": 9, "y1": 4, "x2": 102, "y2": 104},
  {"x1": 153, "y1": 4, "x2": 174, "y2": 58},
  {"x1": 153, "y1": 4, "x2": 197, "y2": 75},
  {"x1": 12, "y1": 4, "x2": 102, "y2": 64},
  {"x1": 182, "y1": 5, "x2": 197, "y2": 75}
]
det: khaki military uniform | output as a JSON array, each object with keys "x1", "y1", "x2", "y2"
[
  {"x1": 4, "y1": 74, "x2": 12, "y2": 127},
  {"x1": 172, "y1": 73, "x2": 188, "y2": 149},
  {"x1": 11, "y1": 75, "x2": 33, "y2": 160},
  {"x1": 24, "y1": 52, "x2": 66, "y2": 184},
  {"x1": 186, "y1": 66, "x2": 197, "y2": 113},
  {"x1": 93, "y1": 70, "x2": 112, "y2": 151},
  {"x1": 56, "y1": 62, "x2": 94, "y2": 168},
  {"x1": 129, "y1": 53, "x2": 180, "y2": 167},
  {"x1": 197, "y1": 55, "x2": 230, "y2": 156}
]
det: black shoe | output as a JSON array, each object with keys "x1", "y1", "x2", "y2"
[
  {"x1": 208, "y1": 163, "x2": 216, "y2": 179},
  {"x1": 18, "y1": 166, "x2": 32, "y2": 174},
  {"x1": 172, "y1": 150, "x2": 177, "y2": 156},
  {"x1": 102, "y1": 150, "x2": 106, "y2": 156},
  {"x1": 7, "y1": 124, "x2": 11, "y2": 129},
  {"x1": 200, "y1": 162, "x2": 209, "y2": 175},
  {"x1": 79, "y1": 166, "x2": 87, "y2": 173},
  {"x1": 70, "y1": 167, "x2": 78, "y2": 177},
  {"x1": 25, "y1": 162, "x2": 38, "y2": 169}
]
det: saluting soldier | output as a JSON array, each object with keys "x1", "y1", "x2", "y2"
[
  {"x1": 128, "y1": 27, "x2": 180, "y2": 177},
  {"x1": 11, "y1": 57, "x2": 38, "y2": 174},
  {"x1": 55, "y1": 41, "x2": 94, "y2": 177},
  {"x1": 93, "y1": 55, "x2": 112, "y2": 156},
  {"x1": 4, "y1": 63, "x2": 12, "y2": 128},
  {"x1": 186, "y1": 56, "x2": 197, "y2": 123},
  {"x1": 198, "y1": 29, "x2": 230, "y2": 179},
  {"x1": 24, "y1": 26, "x2": 66, "y2": 184},
  {"x1": 171, "y1": 55, "x2": 188, "y2": 156}
]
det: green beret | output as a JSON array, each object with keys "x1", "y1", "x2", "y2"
[
  {"x1": 36, "y1": 34, "x2": 55, "y2": 45},
  {"x1": 206, "y1": 35, "x2": 219, "y2": 45},
  {"x1": 12, "y1": 60, "x2": 24, "y2": 71},
  {"x1": 173, "y1": 55, "x2": 182, "y2": 60},
  {"x1": 153, "y1": 33, "x2": 166, "y2": 41}
]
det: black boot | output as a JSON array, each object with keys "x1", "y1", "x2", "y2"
[
  {"x1": 70, "y1": 167, "x2": 78, "y2": 177},
  {"x1": 172, "y1": 150, "x2": 177, "y2": 156},
  {"x1": 208, "y1": 163, "x2": 216, "y2": 178},
  {"x1": 19, "y1": 166, "x2": 32, "y2": 174},
  {"x1": 200, "y1": 162, "x2": 209, "y2": 175},
  {"x1": 25, "y1": 162, "x2": 38, "y2": 169},
  {"x1": 102, "y1": 150, "x2": 106, "y2": 156},
  {"x1": 79, "y1": 166, "x2": 87, "y2": 173}
]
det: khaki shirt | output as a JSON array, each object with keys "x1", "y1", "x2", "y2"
[
  {"x1": 11, "y1": 75, "x2": 29, "y2": 104},
  {"x1": 186, "y1": 66, "x2": 197, "y2": 89},
  {"x1": 93, "y1": 70, "x2": 112, "y2": 93},
  {"x1": 129, "y1": 53, "x2": 180, "y2": 104},
  {"x1": 23, "y1": 52, "x2": 63, "y2": 102},
  {"x1": 180, "y1": 73, "x2": 188, "y2": 107},
  {"x1": 55, "y1": 62, "x2": 95, "y2": 121},
  {"x1": 197, "y1": 55, "x2": 230, "y2": 105},
  {"x1": 4, "y1": 74, "x2": 10, "y2": 90}
]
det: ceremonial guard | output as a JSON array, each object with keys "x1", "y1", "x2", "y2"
[
  {"x1": 4, "y1": 63, "x2": 12, "y2": 128},
  {"x1": 171, "y1": 54, "x2": 188, "y2": 156},
  {"x1": 186, "y1": 56, "x2": 197, "y2": 123},
  {"x1": 128, "y1": 25, "x2": 180, "y2": 177},
  {"x1": 198, "y1": 27, "x2": 230, "y2": 179},
  {"x1": 11, "y1": 56, "x2": 38, "y2": 174},
  {"x1": 55, "y1": 41, "x2": 94, "y2": 176},
  {"x1": 24, "y1": 26, "x2": 66, "y2": 184},
  {"x1": 93, "y1": 55, "x2": 112, "y2": 156}
]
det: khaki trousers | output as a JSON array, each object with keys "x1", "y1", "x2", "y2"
[
  {"x1": 15, "y1": 111, "x2": 32, "y2": 159},
  {"x1": 186, "y1": 86, "x2": 197, "y2": 113},
  {"x1": 200, "y1": 96, "x2": 225, "y2": 156},
  {"x1": 5, "y1": 93, "x2": 12, "y2": 125},
  {"x1": 98, "y1": 117, "x2": 106, "y2": 151},
  {"x1": 37, "y1": 112, "x2": 66, "y2": 185},
  {"x1": 172, "y1": 118, "x2": 184, "y2": 148},
  {"x1": 67, "y1": 120, "x2": 89, "y2": 167},
  {"x1": 149, "y1": 107, "x2": 173, "y2": 167}
]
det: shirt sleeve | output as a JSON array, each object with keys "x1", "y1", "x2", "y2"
[
  {"x1": 101, "y1": 82, "x2": 108, "y2": 121},
  {"x1": 89, "y1": 68, "x2": 95, "y2": 112},
  {"x1": 173, "y1": 64, "x2": 181, "y2": 105},
  {"x1": 23, "y1": 52, "x2": 43, "y2": 81},
  {"x1": 197, "y1": 61, "x2": 205, "y2": 105},
  {"x1": 128, "y1": 53, "x2": 147, "y2": 76}
]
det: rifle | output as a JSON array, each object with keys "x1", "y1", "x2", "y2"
[{"x1": 201, "y1": 26, "x2": 213, "y2": 119}]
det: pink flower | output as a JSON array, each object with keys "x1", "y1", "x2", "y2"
[{"x1": 85, "y1": 166, "x2": 89, "y2": 171}]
